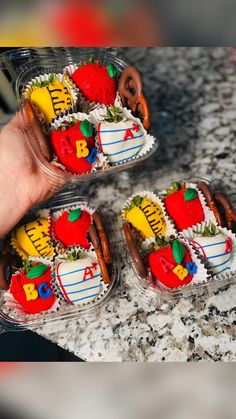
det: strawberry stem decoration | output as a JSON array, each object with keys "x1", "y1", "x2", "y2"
[
  {"x1": 33, "y1": 73, "x2": 56, "y2": 88},
  {"x1": 103, "y1": 106, "x2": 124, "y2": 123},
  {"x1": 193, "y1": 222, "x2": 220, "y2": 237}
]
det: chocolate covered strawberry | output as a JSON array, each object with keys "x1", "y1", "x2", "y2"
[
  {"x1": 54, "y1": 208, "x2": 92, "y2": 249},
  {"x1": 10, "y1": 262, "x2": 55, "y2": 314},
  {"x1": 50, "y1": 118, "x2": 97, "y2": 174},
  {"x1": 164, "y1": 183, "x2": 204, "y2": 231},
  {"x1": 71, "y1": 62, "x2": 117, "y2": 105},
  {"x1": 148, "y1": 238, "x2": 197, "y2": 288}
]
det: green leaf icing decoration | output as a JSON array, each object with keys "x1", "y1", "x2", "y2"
[
  {"x1": 80, "y1": 120, "x2": 93, "y2": 137},
  {"x1": 184, "y1": 188, "x2": 198, "y2": 201},
  {"x1": 107, "y1": 63, "x2": 117, "y2": 78},
  {"x1": 27, "y1": 264, "x2": 48, "y2": 279},
  {"x1": 172, "y1": 240, "x2": 185, "y2": 264},
  {"x1": 68, "y1": 208, "x2": 82, "y2": 222}
]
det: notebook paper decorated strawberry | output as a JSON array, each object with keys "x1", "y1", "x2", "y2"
[
  {"x1": 95, "y1": 106, "x2": 145, "y2": 164},
  {"x1": 190, "y1": 223, "x2": 235, "y2": 276},
  {"x1": 90, "y1": 106, "x2": 154, "y2": 165},
  {"x1": 54, "y1": 250, "x2": 106, "y2": 306}
]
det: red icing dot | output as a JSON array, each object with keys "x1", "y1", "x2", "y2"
[{"x1": 71, "y1": 63, "x2": 117, "y2": 105}]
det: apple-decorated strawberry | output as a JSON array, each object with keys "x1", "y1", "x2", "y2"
[
  {"x1": 50, "y1": 118, "x2": 97, "y2": 174},
  {"x1": 97, "y1": 106, "x2": 144, "y2": 164},
  {"x1": 71, "y1": 62, "x2": 117, "y2": 105},
  {"x1": 53, "y1": 208, "x2": 92, "y2": 249},
  {"x1": 191, "y1": 223, "x2": 233, "y2": 276},
  {"x1": 9, "y1": 262, "x2": 55, "y2": 314},
  {"x1": 164, "y1": 182, "x2": 204, "y2": 231},
  {"x1": 29, "y1": 73, "x2": 75, "y2": 123},
  {"x1": 55, "y1": 250, "x2": 103, "y2": 305},
  {"x1": 124, "y1": 195, "x2": 167, "y2": 239},
  {"x1": 148, "y1": 237, "x2": 197, "y2": 288}
]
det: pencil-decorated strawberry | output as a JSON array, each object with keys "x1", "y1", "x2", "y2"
[
  {"x1": 29, "y1": 73, "x2": 75, "y2": 123},
  {"x1": 191, "y1": 223, "x2": 233, "y2": 276},
  {"x1": 164, "y1": 182, "x2": 204, "y2": 231},
  {"x1": 123, "y1": 194, "x2": 167, "y2": 239},
  {"x1": 148, "y1": 237, "x2": 197, "y2": 288},
  {"x1": 53, "y1": 208, "x2": 92, "y2": 249},
  {"x1": 70, "y1": 61, "x2": 117, "y2": 105},
  {"x1": 9, "y1": 262, "x2": 55, "y2": 314},
  {"x1": 50, "y1": 118, "x2": 97, "y2": 174}
]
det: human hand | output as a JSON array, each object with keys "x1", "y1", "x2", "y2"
[{"x1": 0, "y1": 110, "x2": 66, "y2": 237}]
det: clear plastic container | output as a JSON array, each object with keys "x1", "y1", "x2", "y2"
[
  {"x1": 0, "y1": 184, "x2": 121, "y2": 333},
  {"x1": 121, "y1": 176, "x2": 236, "y2": 304},
  {"x1": 0, "y1": 48, "x2": 159, "y2": 185}
]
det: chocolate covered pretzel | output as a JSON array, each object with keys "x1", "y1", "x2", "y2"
[
  {"x1": 214, "y1": 192, "x2": 236, "y2": 230},
  {"x1": 197, "y1": 181, "x2": 224, "y2": 226},
  {"x1": 118, "y1": 66, "x2": 151, "y2": 130},
  {"x1": 123, "y1": 222, "x2": 147, "y2": 278}
]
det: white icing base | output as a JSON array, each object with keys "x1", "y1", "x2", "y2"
[
  {"x1": 56, "y1": 256, "x2": 102, "y2": 305},
  {"x1": 192, "y1": 233, "x2": 231, "y2": 275},
  {"x1": 98, "y1": 119, "x2": 144, "y2": 164}
]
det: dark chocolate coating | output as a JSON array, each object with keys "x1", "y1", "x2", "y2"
[
  {"x1": 197, "y1": 181, "x2": 224, "y2": 226},
  {"x1": 118, "y1": 66, "x2": 151, "y2": 130},
  {"x1": 123, "y1": 223, "x2": 147, "y2": 278},
  {"x1": 92, "y1": 212, "x2": 112, "y2": 264}
]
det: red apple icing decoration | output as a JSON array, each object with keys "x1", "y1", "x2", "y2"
[
  {"x1": 50, "y1": 119, "x2": 97, "y2": 175},
  {"x1": 164, "y1": 183, "x2": 204, "y2": 231},
  {"x1": 148, "y1": 239, "x2": 196, "y2": 288},
  {"x1": 10, "y1": 263, "x2": 55, "y2": 314},
  {"x1": 71, "y1": 62, "x2": 117, "y2": 105},
  {"x1": 54, "y1": 208, "x2": 92, "y2": 249}
]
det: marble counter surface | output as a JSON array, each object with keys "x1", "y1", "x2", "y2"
[{"x1": 37, "y1": 47, "x2": 236, "y2": 361}]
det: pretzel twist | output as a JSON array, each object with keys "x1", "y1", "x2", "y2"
[
  {"x1": 88, "y1": 224, "x2": 111, "y2": 285},
  {"x1": 214, "y1": 192, "x2": 236, "y2": 230},
  {"x1": 92, "y1": 212, "x2": 112, "y2": 264},
  {"x1": 118, "y1": 66, "x2": 151, "y2": 130},
  {"x1": 123, "y1": 222, "x2": 147, "y2": 278},
  {"x1": 197, "y1": 181, "x2": 224, "y2": 226}
]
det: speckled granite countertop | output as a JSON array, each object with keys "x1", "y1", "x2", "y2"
[{"x1": 36, "y1": 48, "x2": 236, "y2": 361}]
